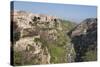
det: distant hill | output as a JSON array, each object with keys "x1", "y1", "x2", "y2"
[{"x1": 68, "y1": 18, "x2": 97, "y2": 62}]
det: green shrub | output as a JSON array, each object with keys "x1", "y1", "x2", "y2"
[
  {"x1": 82, "y1": 50, "x2": 97, "y2": 61},
  {"x1": 47, "y1": 44, "x2": 66, "y2": 63},
  {"x1": 14, "y1": 51, "x2": 23, "y2": 66}
]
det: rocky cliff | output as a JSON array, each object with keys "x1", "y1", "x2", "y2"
[{"x1": 11, "y1": 11, "x2": 76, "y2": 65}]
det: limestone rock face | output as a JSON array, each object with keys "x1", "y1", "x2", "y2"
[
  {"x1": 12, "y1": 11, "x2": 59, "y2": 64},
  {"x1": 11, "y1": 11, "x2": 62, "y2": 41},
  {"x1": 11, "y1": 11, "x2": 76, "y2": 65}
]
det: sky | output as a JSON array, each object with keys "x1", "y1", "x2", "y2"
[{"x1": 11, "y1": 1, "x2": 97, "y2": 23}]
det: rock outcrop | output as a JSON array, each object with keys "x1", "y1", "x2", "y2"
[
  {"x1": 11, "y1": 11, "x2": 59, "y2": 65},
  {"x1": 11, "y1": 11, "x2": 76, "y2": 65}
]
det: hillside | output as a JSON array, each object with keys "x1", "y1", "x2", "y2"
[
  {"x1": 11, "y1": 11, "x2": 76, "y2": 65},
  {"x1": 11, "y1": 11, "x2": 97, "y2": 65},
  {"x1": 68, "y1": 18, "x2": 97, "y2": 62}
]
